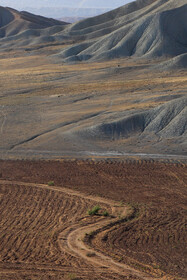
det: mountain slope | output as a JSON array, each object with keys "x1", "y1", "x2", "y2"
[
  {"x1": 0, "y1": 0, "x2": 186, "y2": 61},
  {"x1": 56, "y1": 0, "x2": 187, "y2": 62},
  {"x1": 72, "y1": 96, "x2": 187, "y2": 155},
  {"x1": 0, "y1": 6, "x2": 68, "y2": 46}
]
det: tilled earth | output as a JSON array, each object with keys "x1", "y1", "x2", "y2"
[{"x1": 0, "y1": 159, "x2": 186, "y2": 279}]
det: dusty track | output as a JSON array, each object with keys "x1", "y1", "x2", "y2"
[
  {"x1": 0, "y1": 160, "x2": 186, "y2": 279},
  {"x1": 0, "y1": 179, "x2": 179, "y2": 280},
  {"x1": 0, "y1": 180, "x2": 144, "y2": 280},
  {"x1": 0, "y1": 179, "x2": 154, "y2": 280},
  {"x1": 0, "y1": 180, "x2": 122, "y2": 280}
]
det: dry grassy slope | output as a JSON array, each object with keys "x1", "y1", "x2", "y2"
[
  {"x1": 0, "y1": 52, "x2": 186, "y2": 158},
  {"x1": 153, "y1": 54, "x2": 187, "y2": 71}
]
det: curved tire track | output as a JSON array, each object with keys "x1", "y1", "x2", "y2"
[{"x1": 0, "y1": 179, "x2": 180, "y2": 280}]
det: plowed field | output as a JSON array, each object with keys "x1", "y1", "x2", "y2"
[{"x1": 0, "y1": 159, "x2": 186, "y2": 280}]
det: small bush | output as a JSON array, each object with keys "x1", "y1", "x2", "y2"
[
  {"x1": 48, "y1": 181, "x2": 54, "y2": 186},
  {"x1": 103, "y1": 211, "x2": 109, "y2": 217},
  {"x1": 87, "y1": 205, "x2": 101, "y2": 216}
]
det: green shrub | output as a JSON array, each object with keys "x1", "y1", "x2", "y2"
[
  {"x1": 47, "y1": 181, "x2": 54, "y2": 186},
  {"x1": 103, "y1": 211, "x2": 109, "y2": 217},
  {"x1": 87, "y1": 205, "x2": 101, "y2": 216}
]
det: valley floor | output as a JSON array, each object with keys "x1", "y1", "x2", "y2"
[{"x1": 0, "y1": 49, "x2": 186, "y2": 157}]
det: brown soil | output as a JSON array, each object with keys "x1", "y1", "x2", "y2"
[{"x1": 0, "y1": 159, "x2": 186, "y2": 280}]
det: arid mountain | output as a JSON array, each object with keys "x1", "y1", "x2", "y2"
[
  {"x1": 0, "y1": 0, "x2": 130, "y2": 10},
  {"x1": 27, "y1": 7, "x2": 110, "y2": 19},
  {"x1": 59, "y1": 17, "x2": 86, "y2": 24},
  {"x1": 0, "y1": 0, "x2": 186, "y2": 158},
  {"x1": 75, "y1": 96, "x2": 187, "y2": 150},
  {"x1": 0, "y1": 6, "x2": 68, "y2": 46},
  {"x1": 56, "y1": 0, "x2": 187, "y2": 62},
  {"x1": 0, "y1": 0, "x2": 187, "y2": 62}
]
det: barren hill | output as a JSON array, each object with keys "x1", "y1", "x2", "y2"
[
  {"x1": 0, "y1": 0, "x2": 187, "y2": 62},
  {"x1": 0, "y1": 6, "x2": 68, "y2": 47},
  {"x1": 91, "y1": 97, "x2": 187, "y2": 139},
  {"x1": 56, "y1": 0, "x2": 187, "y2": 62},
  {"x1": 0, "y1": 0, "x2": 186, "y2": 159}
]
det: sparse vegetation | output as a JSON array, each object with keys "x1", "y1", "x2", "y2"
[
  {"x1": 87, "y1": 206, "x2": 109, "y2": 217},
  {"x1": 103, "y1": 210, "x2": 109, "y2": 217},
  {"x1": 87, "y1": 205, "x2": 101, "y2": 216},
  {"x1": 47, "y1": 181, "x2": 54, "y2": 186}
]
